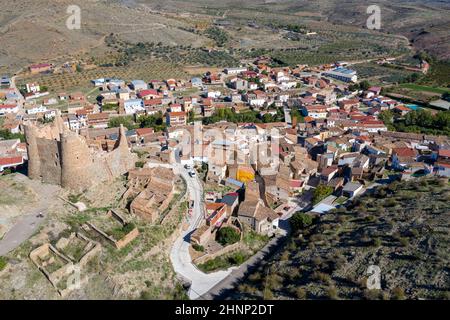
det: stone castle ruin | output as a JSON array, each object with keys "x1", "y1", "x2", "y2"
[{"x1": 24, "y1": 116, "x2": 137, "y2": 191}]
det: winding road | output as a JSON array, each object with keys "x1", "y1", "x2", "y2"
[{"x1": 169, "y1": 161, "x2": 234, "y2": 300}]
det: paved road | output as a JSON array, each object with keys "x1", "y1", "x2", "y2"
[
  {"x1": 169, "y1": 159, "x2": 233, "y2": 300},
  {"x1": 0, "y1": 209, "x2": 46, "y2": 256}
]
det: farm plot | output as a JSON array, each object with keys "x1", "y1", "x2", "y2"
[{"x1": 17, "y1": 61, "x2": 189, "y2": 93}]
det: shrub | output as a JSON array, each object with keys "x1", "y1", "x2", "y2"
[
  {"x1": 312, "y1": 185, "x2": 334, "y2": 204},
  {"x1": 216, "y1": 227, "x2": 240, "y2": 246},
  {"x1": 135, "y1": 161, "x2": 145, "y2": 168},
  {"x1": 192, "y1": 244, "x2": 205, "y2": 252},
  {"x1": 312, "y1": 271, "x2": 331, "y2": 284},
  {"x1": 326, "y1": 286, "x2": 339, "y2": 300},
  {"x1": 294, "y1": 287, "x2": 307, "y2": 299},
  {"x1": 364, "y1": 289, "x2": 381, "y2": 300},
  {"x1": 391, "y1": 287, "x2": 406, "y2": 300},
  {"x1": 399, "y1": 237, "x2": 409, "y2": 247},
  {"x1": 290, "y1": 212, "x2": 314, "y2": 231},
  {"x1": 372, "y1": 237, "x2": 382, "y2": 247},
  {"x1": 0, "y1": 257, "x2": 7, "y2": 271}
]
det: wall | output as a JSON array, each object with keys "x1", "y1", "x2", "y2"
[{"x1": 24, "y1": 118, "x2": 137, "y2": 191}]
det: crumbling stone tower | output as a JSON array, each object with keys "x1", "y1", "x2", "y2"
[{"x1": 24, "y1": 116, "x2": 137, "y2": 191}]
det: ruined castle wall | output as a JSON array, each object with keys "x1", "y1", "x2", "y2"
[
  {"x1": 26, "y1": 121, "x2": 137, "y2": 192},
  {"x1": 60, "y1": 133, "x2": 94, "y2": 191},
  {"x1": 24, "y1": 125, "x2": 41, "y2": 180},
  {"x1": 35, "y1": 138, "x2": 62, "y2": 185}
]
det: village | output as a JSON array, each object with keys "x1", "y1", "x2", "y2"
[{"x1": 0, "y1": 55, "x2": 449, "y2": 299}]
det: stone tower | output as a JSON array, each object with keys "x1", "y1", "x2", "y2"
[
  {"x1": 23, "y1": 124, "x2": 41, "y2": 180},
  {"x1": 60, "y1": 131, "x2": 92, "y2": 191},
  {"x1": 24, "y1": 118, "x2": 137, "y2": 192}
]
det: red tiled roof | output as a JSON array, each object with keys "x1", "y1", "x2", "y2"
[
  {"x1": 168, "y1": 111, "x2": 186, "y2": 117},
  {"x1": 394, "y1": 105, "x2": 410, "y2": 111},
  {"x1": 30, "y1": 63, "x2": 52, "y2": 69},
  {"x1": 88, "y1": 113, "x2": 109, "y2": 121},
  {"x1": 205, "y1": 202, "x2": 226, "y2": 211},
  {"x1": 0, "y1": 104, "x2": 17, "y2": 109},
  {"x1": 0, "y1": 156, "x2": 23, "y2": 166},
  {"x1": 438, "y1": 149, "x2": 450, "y2": 158},
  {"x1": 321, "y1": 166, "x2": 338, "y2": 176},
  {"x1": 393, "y1": 147, "x2": 416, "y2": 157},
  {"x1": 290, "y1": 180, "x2": 304, "y2": 188},
  {"x1": 144, "y1": 99, "x2": 162, "y2": 106},
  {"x1": 340, "y1": 99, "x2": 360, "y2": 105},
  {"x1": 138, "y1": 89, "x2": 159, "y2": 97},
  {"x1": 136, "y1": 128, "x2": 154, "y2": 136}
]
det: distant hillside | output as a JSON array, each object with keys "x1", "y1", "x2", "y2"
[
  {"x1": 232, "y1": 177, "x2": 450, "y2": 300},
  {"x1": 0, "y1": 0, "x2": 449, "y2": 74}
]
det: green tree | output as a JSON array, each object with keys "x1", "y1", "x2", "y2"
[
  {"x1": 0, "y1": 129, "x2": 26, "y2": 142},
  {"x1": 290, "y1": 212, "x2": 314, "y2": 231},
  {"x1": 359, "y1": 80, "x2": 371, "y2": 91},
  {"x1": 216, "y1": 227, "x2": 240, "y2": 246},
  {"x1": 137, "y1": 112, "x2": 166, "y2": 131},
  {"x1": 312, "y1": 184, "x2": 334, "y2": 204},
  {"x1": 108, "y1": 116, "x2": 136, "y2": 130}
]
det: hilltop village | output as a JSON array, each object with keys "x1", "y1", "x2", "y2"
[{"x1": 0, "y1": 56, "x2": 449, "y2": 299}]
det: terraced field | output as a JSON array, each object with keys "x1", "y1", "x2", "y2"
[{"x1": 17, "y1": 61, "x2": 189, "y2": 93}]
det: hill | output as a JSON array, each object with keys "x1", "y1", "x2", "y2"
[
  {"x1": 232, "y1": 177, "x2": 450, "y2": 300},
  {"x1": 1, "y1": 0, "x2": 449, "y2": 75}
]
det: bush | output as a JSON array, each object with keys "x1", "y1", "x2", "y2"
[
  {"x1": 216, "y1": 227, "x2": 240, "y2": 246},
  {"x1": 372, "y1": 237, "x2": 382, "y2": 247},
  {"x1": 312, "y1": 271, "x2": 332, "y2": 284},
  {"x1": 312, "y1": 185, "x2": 334, "y2": 204},
  {"x1": 326, "y1": 286, "x2": 339, "y2": 300},
  {"x1": 294, "y1": 287, "x2": 307, "y2": 299},
  {"x1": 135, "y1": 161, "x2": 145, "y2": 168},
  {"x1": 391, "y1": 287, "x2": 406, "y2": 300},
  {"x1": 0, "y1": 257, "x2": 7, "y2": 271},
  {"x1": 290, "y1": 212, "x2": 314, "y2": 231},
  {"x1": 192, "y1": 244, "x2": 205, "y2": 252}
]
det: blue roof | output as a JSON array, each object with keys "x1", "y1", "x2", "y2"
[
  {"x1": 406, "y1": 104, "x2": 421, "y2": 111},
  {"x1": 124, "y1": 99, "x2": 143, "y2": 105},
  {"x1": 311, "y1": 203, "x2": 335, "y2": 214},
  {"x1": 221, "y1": 193, "x2": 238, "y2": 206},
  {"x1": 225, "y1": 178, "x2": 244, "y2": 188},
  {"x1": 333, "y1": 67, "x2": 355, "y2": 74}
]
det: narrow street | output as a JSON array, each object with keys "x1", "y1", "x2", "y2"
[{"x1": 169, "y1": 155, "x2": 234, "y2": 300}]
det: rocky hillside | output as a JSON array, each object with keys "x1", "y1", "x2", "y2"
[{"x1": 234, "y1": 177, "x2": 450, "y2": 300}]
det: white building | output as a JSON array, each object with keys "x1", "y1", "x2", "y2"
[
  {"x1": 322, "y1": 67, "x2": 357, "y2": 83},
  {"x1": 26, "y1": 83, "x2": 40, "y2": 93},
  {"x1": 207, "y1": 91, "x2": 221, "y2": 99},
  {"x1": 26, "y1": 105, "x2": 47, "y2": 115},
  {"x1": 0, "y1": 104, "x2": 18, "y2": 115},
  {"x1": 124, "y1": 99, "x2": 145, "y2": 115},
  {"x1": 224, "y1": 67, "x2": 248, "y2": 75}
]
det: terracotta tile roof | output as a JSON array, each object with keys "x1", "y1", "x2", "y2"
[
  {"x1": 0, "y1": 156, "x2": 23, "y2": 166},
  {"x1": 438, "y1": 149, "x2": 450, "y2": 158},
  {"x1": 0, "y1": 104, "x2": 17, "y2": 109},
  {"x1": 136, "y1": 128, "x2": 154, "y2": 136},
  {"x1": 168, "y1": 111, "x2": 186, "y2": 117},
  {"x1": 321, "y1": 166, "x2": 338, "y2": 176},
  {"x1": 394, "y1": 105, "x2": 410, "y2": 111},
  {"x1": 393, "y1": 147, "x2": 416, "y2": 157}
]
